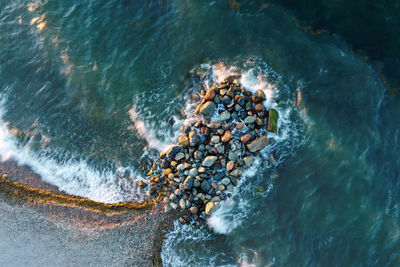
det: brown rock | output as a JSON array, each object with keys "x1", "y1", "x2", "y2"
[
  {"x1": 254, "y1": 103, "x2": 264, "y2": 111},
  {"x1": 246, "y1": 135, "x2": 269, "y2": 152},
  {"x1": 240, "y1": 133, "x2": 252, "y2": 144},
  {"x1": 162, "y1": 168, "x2": 173, "y2": 178},
  {"x1": 178, "y1": 135, "x2": 189, "y2": 146},
  {"x1": 221, "y1": 130, "x2": 232, "y2": 143},
  {"x1": 204, "y1": 88, "x2": 216, "y2": 101},
  {"x1": 200, "y1": 126, "x2": 210, "y2": 136},
  {"x1": 236, "y1": 122, "x2": 245, "y2": 130},
  {"x1": 226, "y1": 161, "x2": 235, "y2": 171}
]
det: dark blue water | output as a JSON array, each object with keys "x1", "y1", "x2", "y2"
[{"x1": 1, "y1": 0, "x2": 400, "y2": 266}]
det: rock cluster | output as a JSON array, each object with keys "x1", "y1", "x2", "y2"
[{"x1": 145, "y1": 75, "x2": 278, "y2": 221}]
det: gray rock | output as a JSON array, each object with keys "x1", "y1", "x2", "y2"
[
  {"x1": 205, "y1": 202, "x2": 218, "y2": 215},
  {"x1": 198, "y1": 101, "x2": 216, "y2": 118},
  {"x1": 170, "y1": 202, "x2": 178, "y2": 209},
  {"x1": 175, "y1": 152, "x2": 185, "y2": 161},
  {"x1": 226, "y1": 161, "x2": 235, "y2": 171},
  {"x1": 201, "y1": 180, "x2": 211, "y2": 192},
  {"x1": 211, "y1": 135, "x2": 220, "y2": 144},
  {"x1": 202, "y1": 156, "x2": 218, "y2": 167},
  {"x1": 243, "y1": 156, "x2": 254, "y2": 167},
  {"x1": 169, "y1": 193, "x2": 177, "y2": 202},
  {"x1": 227, "y1": 184, "x2": 234, "y2": 192},
  {"x1": 246, "y1": 136, "x2": 269, "y2": 152},
  {"x1": 174, "y1": 189, "x2": 182, "y2": 196},
  {"x1": 189, "y1": 130, "x2": 199, "y2": 146},
  {"x1": 244, "y1": 116, "x2": 257, "y2": 124},
  {"x1": 211, "y1": 196, "x2": 221, "y2": 202},
  {"x1": 177, "y1": 164, "x2": 185, "y2": 172},
  {"x1": 215, "y1": 142, "x2": 225, "y2": 154},
  {"x1": 179, "y1": 198, "x2": 186, "y2": 209},
  {"x1": 194, "y1": 150, "x2": 203, "y2": 160},
  {"x1": 219, "y1": 110, "x2": 231, "y2": 121},
  {"x1": 214, "y1": 172, "x2": 225, "y2": 181},
  {"x1": 183, "y1": 176, "x2": 193, "y2": 190},
  {"x1": 221, "y1": 178, "x2": 231, "y2": 186},
  {"x1": 193, "y1": 179, "x2": 200, "y2": 187},
  {"x1": 234, "y1": 104, "x2": 242, "y2": 112},
  {"x1": 164, "y1": 204, "x2": 172, "y2": 213},
  {"x1": 198, "y1": 144, "x2": 205, "y2": 152},
  {"x1": 189, "y1": 206, "x2": 199, "y2": 215},
  {"x1": 166, "y1": 145, "x2": 182, "y2": 159},
  {"x1": 228, "y1": 151, "x2": 239, "y2": 162},
  {"x1": 188, "y1": 168, "x2": 198, "y2": 177}
]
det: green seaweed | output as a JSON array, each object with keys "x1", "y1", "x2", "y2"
[{"x1": 267, "y1": 108, "x2": 278, "y2": 133}]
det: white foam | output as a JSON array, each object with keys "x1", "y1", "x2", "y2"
[{"x1": 0, "y1": 93, "x2": 144, "y2": 203}]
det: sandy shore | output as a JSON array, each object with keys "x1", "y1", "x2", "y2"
[{"x1": 0, "y1": 159, "x2": 180, "y2": 266}]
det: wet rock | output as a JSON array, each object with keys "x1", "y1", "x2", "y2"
[
  {"x1": 176, "y1": 163, "x2": 185, "y2": 172},
  {"x1": 162, "y1": 168, "x2": 172, "y2": 178},
  {"x1": 228, "y1": 151, "x2": 239, "y2": 162},
  {"x1": 222, "y1": 96, "x2": 232, "y2": 105},
  {"x1": 188, "y1": 168, "x2": 198, "y2": 177},
  {"x1": 183, "y1": 176, "x2": 194, "y2": 190},
  {"x1": 189, "y1": 130, "x2": 199, "y2": 146},
  {"x1": 138, "y1": 181, "x2": 147, "y2": 188},
  {"x1": 213, "y1": 172, "x2": 224, "y2": 181},
  {"x1": 190, "y1": 206, "x2": 199, "y2": 215},
  {"x1": 170, "y1": 202, "x2": 178, "y2": 209},
  {"x1": 243, "y1": 156, "x2": 254, "y2": 167},
  {"x1": 180, "y1": 124, "x2": 191, "y2": 135},
  {"x1": 178, "y1": 135, "x2": 189, "y2": 146},
  {"x1": 200, "y1": 126, "x2": 210, "y2": 136},
  {"x1": 226, "y1": 161, "x2": 235, "y2": 171},
  {"x1": 198, "y1": 166, "x2": 206, "y2": 173},
  {"x1": 236, "y1": 122, "x2": 245, "y2": 130},
  {"x1": 193, "y1": 180, "x2": 200, "y2": 187},
  {"x1": 204, "y1": 87, "x2": 216, "y2": 101},
  {"x1": 179, "y1": 198, "x2": 186, "y2": 209},
  {"x1": 211, "y1": 135, "x2": 220, "y2": 144},
  {"x1": 194, "y1": 150, "x2": 203, "y2": 160},
  {"x1": 201, "y1": 180, "x2": 211, "y2": 192},
  {"x1": 240, "y1": 133, "x2": 252, "y2": 144},
  {"x1": 219, "y1": 110, "x2": 231, "y2": 121},
  {"x1": 221, "y1": 178, "x2": 231, "y2": 186},
  {"x1": 175, "y1": 152, "x2": 185, "y2": 161},
  {"x1": 202, "y1": 156, "x2": 218, "y2": 167},
  {"x1": 267, "y1": 108, "x2": 279, "y2": 133},
  {"x1": 166, "y1": 145, "x2": 182, "y2": 159},
  {"x1": 215, "y1": 142, "x2": 225, "y2": 154},
  {"x1": 221, "y1": 130, "x2": 231, "y2": 143},
  {"x1": 254, "y1": 103, "x2": 264, "y2": 111},
  {"x1": 198, "y1": 144, "x2": 206, "y2": 152},
  {"x1": 256, "y1": 117, "x2": 264, "y2": 126},
  {"x1": 198, "y1": 101, "x2": 216, "y2": 118},
  {"x1": 164, "y1": 204, "x2": 172, "y2": 213},
  {"x1": 246, "y1": 135, "x2": 269, "y2": 152},
  {"x1": 205, "y1": 202, "x2": 217, "y2": 215},
  {"x1": 257, "y1": 89, "x2": 266, "y2": 100},
  {"x1": 244, "y1": 116, "x2": 256, "y2": 124}
]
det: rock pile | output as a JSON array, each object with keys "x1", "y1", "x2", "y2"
[{"x1": 146, "y1": 75, "x2": 278, "y2": 221}]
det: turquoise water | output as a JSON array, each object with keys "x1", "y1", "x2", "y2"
[{"x1": 1, "y1": 0, "x2": 400, "y2": 266}]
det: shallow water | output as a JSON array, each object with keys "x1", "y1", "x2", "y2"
[{"x1": 1, "y1": 0, "x2": 400, "y2": 266}]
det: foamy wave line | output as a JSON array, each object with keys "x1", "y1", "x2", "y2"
[{"x1": 0, "y1": 93, "x2": 144, "y2": 203}]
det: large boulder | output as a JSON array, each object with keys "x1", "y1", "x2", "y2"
[
  {"x1": 267, "y1": 108, "x2": 278, "y2": 133},
  {"x1": 196, "y1": 101, "x2": 216, "y2": 118},
  {"x1": 246, "y1": 135, "x2": 269, "y2": 152}
]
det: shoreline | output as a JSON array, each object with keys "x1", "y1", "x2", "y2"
[{"x1": 0, "y1": 159, "x2": 179, "y2": 266}]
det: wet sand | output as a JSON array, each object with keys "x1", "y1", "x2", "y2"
[{"x1": 0, "y1": 159, "x2": 179, "y2": 266}]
